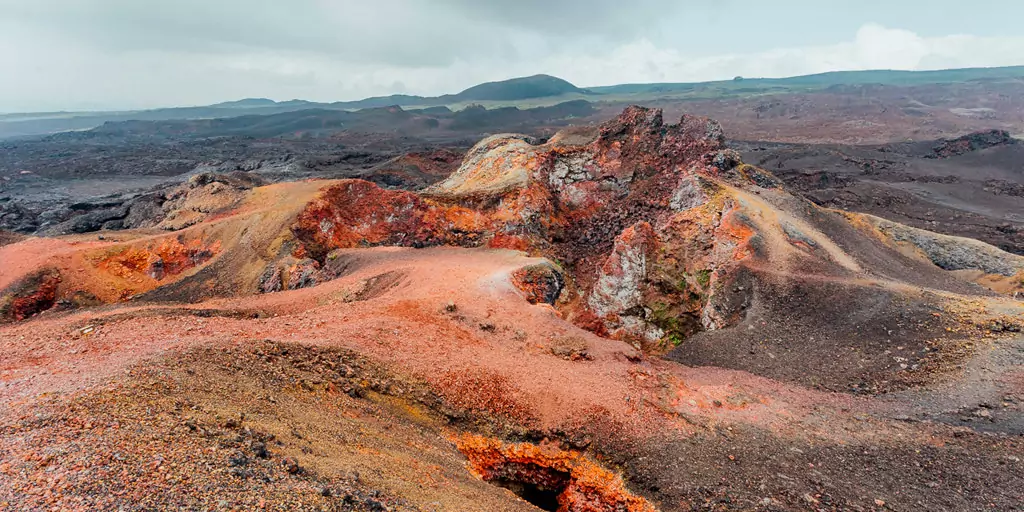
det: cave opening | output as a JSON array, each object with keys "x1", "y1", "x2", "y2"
[
  {"x1": 479, "y1": 462, "x2": 571, "y2": 511},
  {"x1": 494, "y1": 479, "x2": 564, "y2": 511},
  {"x1": 455, "y1": 434, "x2": 656, "y2": 511}
]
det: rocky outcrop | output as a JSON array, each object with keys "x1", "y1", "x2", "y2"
[
  {"x1": 258, "y1": 258, "x2": 322, "y2": 294},
  {"x1": 154, "y1": 172, "x2": 265, "y2": 231},
  {"x1": 425, "y1": 135, "x2": 540, "y2": 198},
  {"x1": 291, "y1": 180, "x2": 491, "y2": 262},
  {"x1": 588, "y1": 222, "x2": 663, "y2": 343},
  {"x1": 33, "y1": 172, "x2": 265, "y2": 236},
  {"x1": 929, "y1": 129, "x2": 1018, "y2": 158},
  {"x1": 288, "y1": 106, "x2": 761, "y2": 346},
  {"x1": 868, "y1": 215, "x2": 1024, "y2": 277}
]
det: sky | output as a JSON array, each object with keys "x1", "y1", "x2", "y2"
[{"x1": 1, "y1": 0, "x2": 1023, "y2": 112}]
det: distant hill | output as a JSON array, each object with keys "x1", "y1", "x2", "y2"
[
  {"x1": 454, "y1": 74, "x2": 584, "y2": 101},
  {"x1": 327, "y1": 75, "x2": 586, "y2": 110},
  {"x1": 210, "y1": 98, "x2": 279, "y2": 108}
]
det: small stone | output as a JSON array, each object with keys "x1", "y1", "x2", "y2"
[
  {"x1": 364, "y1": 498, "x2": 389, "y2": 512},
  {"x1": 227, "y1": 450, "x2": 249, "y2": 467},
  {"x1": 250, "y1": 441, "x2": 269, "y2": 459},
  {"x1": 282, "y1": 457, "x2": 301, "y2": 474}
]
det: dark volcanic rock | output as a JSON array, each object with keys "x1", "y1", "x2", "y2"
[
  {"x1": 736, "y1": 134, "x2": 1024, "y2": 255},
  {"x1": 44, "y1": 205, "x2": 130, "y2": 236},
  {"x1": 358, "y1": 149, "x2": 465, "y2": 190},
  {"x1": 0, "y1": 229, "x2": 25, "y2": 247},
  {"x1": 122, "y1": 193, "x2": 169, "y2": 229},
  {"x1": 929, "y1": 129, "x2": 1018, "y2": 158}
]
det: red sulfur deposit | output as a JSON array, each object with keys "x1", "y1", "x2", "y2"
[
  {"x1": 100, "y1": 237, "x2": 221, "y2": 282},
  {"x1": 1, "y1": 269, "x2": 61, "y2": 322},
  {"x1": 292, "y1": 179, "x2": 490, "y2": 260}
]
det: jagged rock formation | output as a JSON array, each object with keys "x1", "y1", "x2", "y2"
[{"x1": 287, "y1": 107, "x2": 745, "y2": 345}]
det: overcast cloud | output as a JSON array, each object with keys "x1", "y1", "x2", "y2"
[{"x1": 1, "y1": 0, "x2": 1022, "y2": 111}]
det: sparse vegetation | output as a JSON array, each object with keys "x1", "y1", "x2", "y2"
[{"x1": 695, "y1": 269, "x2": 712, "y2": 288}]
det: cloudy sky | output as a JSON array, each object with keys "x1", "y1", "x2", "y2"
[{"x1": 1, "y1": 0, "x2": 1023, "y2": 112}]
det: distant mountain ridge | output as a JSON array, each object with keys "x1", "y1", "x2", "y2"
[
  {"x1": 211, "y1": 98, "x2": 316, "y2": 109},
  {"x1": 3, "y1": 66, "x2": 1024, "y2": 139},
  {"x1": 588, "y1": 65, "x2": 1024, "y2": 95},
  {"x1": 48, "y1": 100, "x2": 597, "y2": 141},
  {"x1": 299, "y1": 74, "x2": 586, "y2": 110}
]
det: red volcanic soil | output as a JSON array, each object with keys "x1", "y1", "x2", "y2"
[
  {"x1": 0, "y1": 238, "x2": 84, "y2": 291},
  {"x1": 2, "y1": 246, "x2": 1023, "y2": 510}
]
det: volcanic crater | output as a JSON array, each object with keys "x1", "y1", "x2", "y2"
[{"x1": 2, "y1": 107, "x2": 1023, "y2": 511}]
